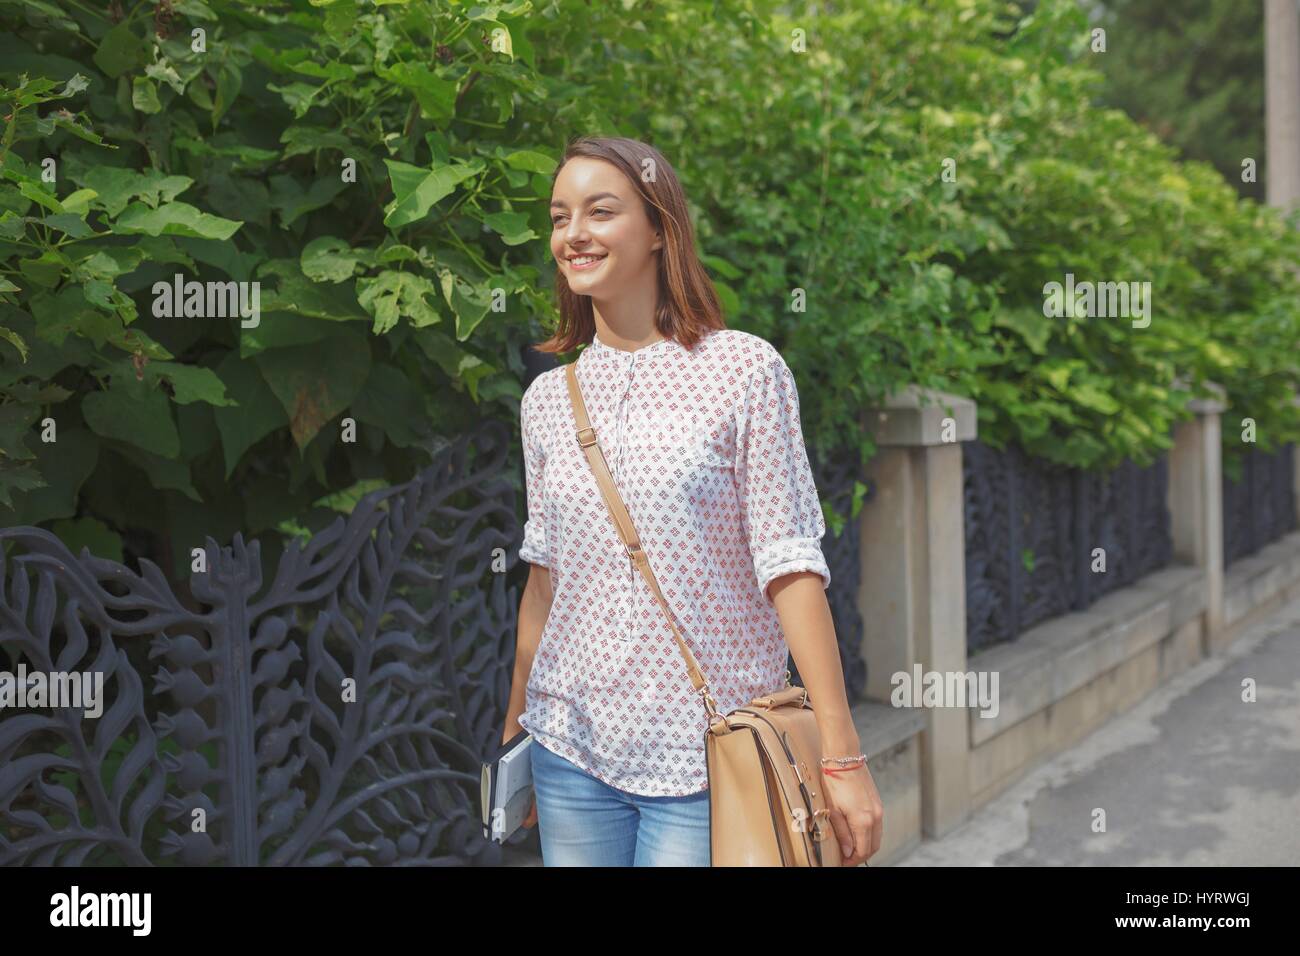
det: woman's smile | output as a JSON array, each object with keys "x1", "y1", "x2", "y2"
[{"x1": 567, "y1": 253, "x2": 608, "y2": 271}]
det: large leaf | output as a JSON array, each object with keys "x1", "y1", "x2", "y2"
[
  {"x1": 81, "y1": 377, "x2": 180, "y2": 459},
  {"x1": 300, "y1": 236, "x2": 369, "y2": 284},
  {"x1": 382, "y1": 158, "x2": 483, "y2": 228},
  {"x1": 251, "y1": 331, "x2": 372, "y2": 450},
  {"x1": 356, "y1": 271, "x2": 440, "y2": 335},
  {"x1": 212, "y1": 352, "x2": 285, "y2": 478},
  {"x1": 92, "y1": 21, "x2": 147, "y2": 78},
  {"x1": 115, "y1": 202, "x2": 242, "y2": 240},
  {"x1": 145, "y1": 362, "x2": 236, "y2": 406}
]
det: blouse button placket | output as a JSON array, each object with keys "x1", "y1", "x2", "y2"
[{"x1": 615, "y1": 350, "x2": 637, "y2": 641}]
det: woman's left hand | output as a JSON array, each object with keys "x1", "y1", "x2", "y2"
[{"x1": 820, "y1": 760, "x2": 883, "y2": 866}]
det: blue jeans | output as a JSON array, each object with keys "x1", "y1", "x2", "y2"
[{"x1": 530, "y1": 738, "x2": 711, "y2": 866}]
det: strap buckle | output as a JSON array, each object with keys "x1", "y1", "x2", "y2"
[
  {"x1": 576, "y1": 426, "x2": 598, "y2": 448},
  {"x1": 697, "y1": 682, "x2": 720, "y2": 719}
]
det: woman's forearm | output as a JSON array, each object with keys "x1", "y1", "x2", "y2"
[{"x1": 769, "y1": 571, "x2": 862, "y2": 757}]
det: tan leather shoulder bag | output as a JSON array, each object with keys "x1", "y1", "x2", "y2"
[{"x1": 563, "y1": 360, "x2": 842, "y2": 867}]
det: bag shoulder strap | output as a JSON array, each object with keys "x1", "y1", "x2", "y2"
[{"x1": 563, "y1": 361, "x2": 720, "y2": 719}]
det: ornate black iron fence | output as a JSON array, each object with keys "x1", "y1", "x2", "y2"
[
  {"x1": 1, "y1": 406, "x2": 868, "y2": 864},
  {"x1": 1222, "y1": 443, "x2": 1297, "y2": 567},
  {"x1": 1, "y1": 422, "x2": 519, "y2": 866},
  {"x1": 963, "y1": 440, "x2": 1173, "y2": 653}
]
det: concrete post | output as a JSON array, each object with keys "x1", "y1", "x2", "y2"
[
  {"x1": 859, "y1": 386, "x2": 977, "y2": 838},
  {"x1": 1265, "y1": 0, "x2": 1300, "y2": 211},
  {"x1": 1168, "y1": 384, "x2": 1227, "y2": 650}
]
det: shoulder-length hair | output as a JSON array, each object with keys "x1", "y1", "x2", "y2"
[{"x1": 532, "y1": 136, "x2": 725, "y2": 355}]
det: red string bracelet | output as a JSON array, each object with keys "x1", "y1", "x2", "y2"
[{"x1": 822, "y1": 761, "x2": 865, "y2": 775}]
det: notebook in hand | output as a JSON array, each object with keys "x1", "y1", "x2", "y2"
[{"x1": 481, "y1": 730, "x2": 535, "y2": 843}]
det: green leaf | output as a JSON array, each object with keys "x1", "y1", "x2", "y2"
[
  {"x1": 18, "y1": 250, "x2": 69, "y2": 289},
  {"x1": 211, "y1": 352, "x2": 284, "y2": 477},
  {"x1": 82, "y1": 376, "x2": 181, "y2": 459},
  {"x1": 700, "y1": 253, "x2": 741, "y2": 280},
  {"x1": 115, "y1": 201, "x2": 243, "y2": 240},
  {"x1": 312, "y1": 478, "x2": 391, "y2": 513},
  {"x1": 482, "y1": 210, "x2": 536, "y2": 245},
  {"x1": 131, "y1": 77, "x2": 162, "y2": 114},
  {"x1": 992, "y1": 308, "x2": 1053, "y2": 355},
  {"x1": 382, "y1": 158, "x2": 483, "y2": 228},
  {"x1": 300, "y1": 236, "x2": 366, "y2": 283},
  {"x1": 71, "y1": 167, "x2": 140, "y2": 217},
  {"x1": 257, "y1": 258, "x2": 368, "y2": 321},
  {"x1": 107, "y1": 325, "x2": 172, "y2": 360},
  {"x1": 376, "y1": 62, "x2": 457, "y2": 121},
  {"x1": 438, "y1": 270, "x2": 493, "y2": 340},
  {"x1": 357, "y1": 271, "x2": 440, "y2": 334},
  {"x1": 146, "y1": 362, "x2": 236, "y2": 406},
  {"x1": 268, "y1": 173, "x2": 348, "y2": 228},
  {"x1": 0, "y1": 462, "x2": 48, "y2": 510},
  {"x1": 18, "y1": 182, "x2": 63, "y2": 214},
  {"x1": 60, "y1": 188, "x2": 97, "y2": 214},
  {"x1": 280, "y1": 125, "x2": 354, "y2": 159},
  {"x1": 0, "y1": 325, "x2": 28, "y2": 361},
  {"x1": 239, "y1": 312, "x2": 355, "y2": 358},
  {"x1": 1067, "y1": 382, "x2": 1122, "y2": 415},
  {"x1": 113, "y1": 443, "x2": 201, "y2": 501},
  {"x1": 252, "y1": 331, "x2": 372, "y2": 450},
  {"x1": 350, "y1": 361, "x2": 430, "y2": 448},
  {"x1": 93, "y1": 22, "x2": 147, "y2": 78},
  {"x1": 145, "y1": 59, "x2": 186, "y2": 95},
  {"x1": 42, "y1": 213, "x2": 94, "y2": 238},
  {"x1": 503, "y1": 149, "x2": 556, "y2": 175},
  {"x1": 0, "y1": 429, "x2": 97, "y2": 522}
]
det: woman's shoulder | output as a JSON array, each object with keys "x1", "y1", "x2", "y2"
[
  {"x1": 697, "y1": 328, "x2": 787, "y2": 382},
  {"x1": 697, "y1": 327, "x2": 782, "y2": 361},
  {"x1": 521, "y1": 362, "x2": 567, "y2": 412}
]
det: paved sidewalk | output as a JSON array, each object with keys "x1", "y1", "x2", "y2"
[{"x1": 896, "y1": 594, "x2": 1300, "y2": 866}]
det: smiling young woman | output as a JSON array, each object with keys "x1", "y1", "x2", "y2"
[{"x1": 501, "y1": 136, "x2": 884, "y2": 867}]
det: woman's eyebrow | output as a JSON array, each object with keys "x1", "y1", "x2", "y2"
[{"x1": 550, "y1": 192, "x2": 623, "y2": 209}]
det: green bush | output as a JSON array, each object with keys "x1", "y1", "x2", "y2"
[{"x1": 1, "y1": 0, "x2": 1297, "y2": 572}]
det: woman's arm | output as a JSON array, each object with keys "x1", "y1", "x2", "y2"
[
  {"x1": 769, "y1": 571, "x2": 859, "y2": 755},
  {"x1": 770, "y1": 570, "x2": 884, "y2": 866},
  {"x1": 502, "y1": 561, "x2": 552, "y2": 745}
]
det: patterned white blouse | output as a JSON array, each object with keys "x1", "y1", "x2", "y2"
[{"x1": 516, "y1": 326, "x2": 831, "y2": 796}]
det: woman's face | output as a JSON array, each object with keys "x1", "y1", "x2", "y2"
[{"x1": 549, "y1": 156, "x2": 662, "y2": 298}]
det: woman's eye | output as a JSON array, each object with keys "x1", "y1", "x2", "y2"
[{"x1": 551, "y1": 209, "x2": 611, "y2": 226}]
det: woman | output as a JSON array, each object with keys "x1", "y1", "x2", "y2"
[{"x1": 502, "y1": 136, "x2": 883, "y2": 866}]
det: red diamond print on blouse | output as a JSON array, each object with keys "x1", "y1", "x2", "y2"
[{"x1": 515, "y1": 327, "x2": 830, "y2": 796}]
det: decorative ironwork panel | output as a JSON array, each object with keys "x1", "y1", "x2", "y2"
[
  {"x1": 1, "y1": 421, "x2": 520, "y2": 866},
  {"x1": 963, "y1": 440, "x2": 1172, "y2": 652},
  {"x1": 799, "y1": 448, "x2": 872, "y2": 703},
  {"x1": 1222, "y1": 443, "x2": 1298, "y2": 567}
]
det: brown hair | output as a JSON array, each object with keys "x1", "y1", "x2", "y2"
[{"x1": 532, "y1": 136, "x2": 726, "y2": 355}]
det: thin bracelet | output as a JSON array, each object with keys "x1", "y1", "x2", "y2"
[
  {"x1": 821, "y1": 752, "x2": 867, "y2": 776},
  {"x1": 820, "y1": 753, "x2": 868, "y2": 766}
]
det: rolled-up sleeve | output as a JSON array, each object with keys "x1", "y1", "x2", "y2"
[
  {"x1": 518, "y1": 379, "x2": 549, "y2": 568},
  {"x1": 734, "y1": 350, "x2": 831, "y2": 602}
]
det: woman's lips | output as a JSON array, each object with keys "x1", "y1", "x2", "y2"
[{"x1": 567, "y1": 254, "x2": 607, "y2": 272}]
